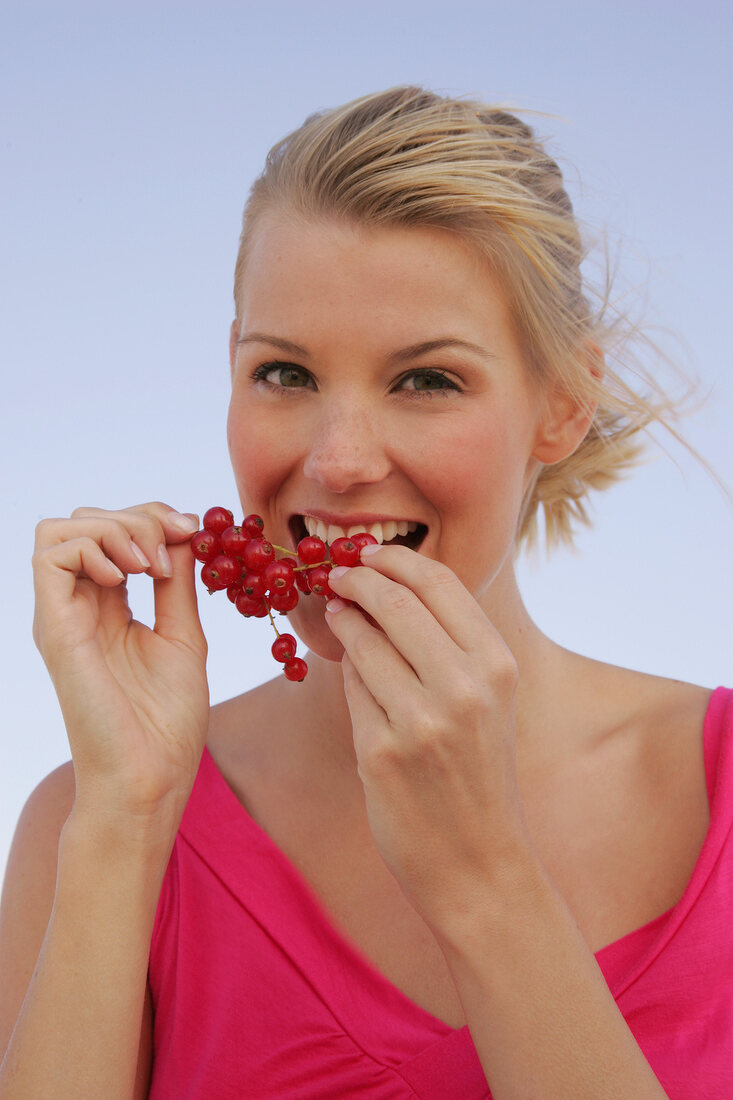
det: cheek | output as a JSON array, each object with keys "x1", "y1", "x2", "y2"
[
  {"x1": 412, "y1": 413, "x2": 529, "y2": 517},
  {"x1": 410, "y1": 413, "x2": 533, "y2": 590},
  {"x1": 227, "y1": 394, "x2": 289, "y2": 506}
]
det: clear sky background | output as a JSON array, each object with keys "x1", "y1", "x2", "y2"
[{"x1": 2, "y1": 0, "x2": 731, "y2": 880}]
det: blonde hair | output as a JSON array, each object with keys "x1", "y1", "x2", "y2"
[{"x1": 234, "y1": 85, "x2": 692, "y2": 550}]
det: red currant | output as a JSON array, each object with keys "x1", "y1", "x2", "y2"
[
  {"x1": 190, "y1": 529, "x2": 220, "y2": 562},
  {"x1": 201, "y1": 554, "x2": 239, "y2": 591},
  {"x1": 264, "y1": 559, "x2": 295, "y2": 590},
  {"x1": 226, "y1": 583, "x2": 243, "y2": 603},
  {"x1": 242, "y1": 513, "x2": 265, "y2": 537},
  {"x1": 284, "y1": 657, "x2": 308, "y2": 682},
  {"x1": 350, "y1": 531, "x2": 379, "y2": 553},
  {"x1": 235, "y1": 591, "x2": 269, "y2": 617},
  {"x1": 242, "y1": 538, "x2": 275, "y2": 573},
  {"x1": 219, "y1": 525, "x2": 250, "y2": 558},
  {"x1": 202, "y1": 506, "x2": 234, "y2": 534},
  {"x1": 307, "y1": 564, "x2": 333, "y2": 597},
  {"x1": 242, "y1": 571, "x2": 267, "y2": 598},
  {"x1": 271, "y1": 634, "x2": 297, "y2": 663},
  {"x1": 268, "y1": 586, "x2": 299, "y2": 612},
  {"x1": 329, "y1": 536, "x2": 360, "y2": 567},
  {"x1": 297, "y1": 536, "x2": 327, "y2": 564},
  {"x1": 294, "y1": 569, "x2": 312, "y2": 594}
]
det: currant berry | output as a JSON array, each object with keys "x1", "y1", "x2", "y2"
[
  {"x1": 268, "y1": 586, "x2": 299, "y2": 612},
  {"x1": 294, "y1": 569, "x2": 312, "y2": 594},
  {"x1": 190, "y1": 529, "x2": 220, "y2": 562},
  {"x1": 307, "y1": 564, "x2": 333, "y2": 597},
  {"x1": 202, "y1": 506, "x2": 234, "y2": 535},
  {"x1": 235, "y1": 591, "x2": 269, "y2": 617},
  {"x1": 329, "y1": 536, "x2": 360, "y2": 567},
  {"x1": 242, "y1": 571, "x2": 267, "y2": 598},
  {"x1": 297, "y1": 536, "x2": 327, "y2": 565},
  {"x1": 201, "y1": 555, "x2": 239, "y2": 591},
  {"x1": 226, "y1": 583, "x2": 243, "y2": 603},
  {"x1": 271, "y1": 634, "x2": 297, "y2": 663},
  {"x1": 242, "y1": 513, "x2": 265, "y2": 537},
  {"x1": 284, "y1": 657, "x2": 308, "y2": 682},
  {"x1": 350, "y1": 531, "x2": 379, "y2": 553},
  {"x1": 264, "y1": 559, "x2": 295, "y2": 591},
  {"x1": 219, "y1": 525, "x2": 250, "y2": 558},
  {"x1": 242, "y1": 538, "x2": 275, "y2": 573}
]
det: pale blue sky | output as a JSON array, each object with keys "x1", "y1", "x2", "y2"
[{"x1": 2, "y1": 0, "x2": 731, "y2": 878}]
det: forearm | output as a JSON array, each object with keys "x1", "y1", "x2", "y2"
[
  {"x1": 0, "y1": 810, "x2": 174, "y2": 1100},
  {"x1": 437, "y1": 853, "x2": 667, "y2": 1099}
]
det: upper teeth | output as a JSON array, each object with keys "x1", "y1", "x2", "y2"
[{"x1": 303, "y1": 516, "x2": 418, "y2": 545}]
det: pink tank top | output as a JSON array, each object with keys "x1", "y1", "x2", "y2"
[{"x1": 148, "y1": 687, "x2": 733, "y2": 1098}]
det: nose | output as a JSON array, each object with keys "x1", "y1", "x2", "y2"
[{"x1": 302, "y1": 401, "x2": 392, "y2": 493}]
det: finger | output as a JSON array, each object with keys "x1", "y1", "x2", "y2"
[
  {"x1": 33, "y1": 537, "x2": 128, "y2": 657},
  {"x1": 151, "y1": 541, "x2": 207, "y2": 657},
  {"x1": 57, "y1": 504, "x2": 198, "y2": 578},
  {"x1": 325, "y1": 598, "x2": 421, "y2": 714},
  {"x1": 35, "y1": 516, "x2": 158, "y2": 579},
  {"x1": 327, "y1": 564, "x2": 468, "y2": 687},
  {"x1": 336, "y1": 544, "x2": 506, "y2": 660},
  {"x1": 340, "y1": 652, "x2": 390, "y2": 765},
  {"x1": 33, "y1": 535, "x2": 127, "y2": 599},
  {"x1": 71, "y1": 502, "x2": 200, "y2": 545}
]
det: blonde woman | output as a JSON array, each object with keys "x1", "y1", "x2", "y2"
[{"x1": 1, "y1": 87, "x2": 729, "y2": 1099}]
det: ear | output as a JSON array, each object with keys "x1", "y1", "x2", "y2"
[
  {"x1": 229, "y1": 319, "x2": 240, "y2": 381},
  {"x1": 531, "y1": 343, "x2": 603, "y2": 465}
]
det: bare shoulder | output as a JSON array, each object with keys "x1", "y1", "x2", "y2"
[
  {"x1": 617, "y1": 671, "x2": 714, "y2": 753},
  {"x1": 0, "y1": 761, "x2": 76, "y2": 1055}
]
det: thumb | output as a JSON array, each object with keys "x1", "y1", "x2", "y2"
[{"x1": 152, "y1": 541, "x2": 207, "y2": 656}]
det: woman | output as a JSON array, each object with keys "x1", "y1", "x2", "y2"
[{"x1": 1, "y1": 86, "x2": 729, "y2": 1098}]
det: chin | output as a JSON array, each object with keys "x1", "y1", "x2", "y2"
[{"x1": 281, "y1": 603, "x2": 345, "y2": 664}]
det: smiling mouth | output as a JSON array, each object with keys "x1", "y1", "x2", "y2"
[{"x1": 288, "y1": 515, "x2": 428, "y2": 551}]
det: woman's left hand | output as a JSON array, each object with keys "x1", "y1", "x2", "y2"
[{"x1": 325, "y1": 544, "x2": 532, "y2": 936}]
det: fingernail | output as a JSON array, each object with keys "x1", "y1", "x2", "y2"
[
  {"x1": 328, "y1": 566, "x2": 350, "y2": 582},
  {"x1": 360, "y1": 544, "x2": 381, "y2": 558},
  {"x1": 157, "y1": 544, "x2": 173, "y2": 577},
  {"x1": 130, "y1": 542, "x2": 151, "y2": 569},
  {"x1": 325, "y1": 597, "x2": 349, "y2": 613},
  {"x1": 169, "y1": 512, "x2": 199, "y2": 533}
]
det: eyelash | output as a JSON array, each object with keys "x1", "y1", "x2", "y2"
[{"x1": 250, "y1": 361, "x2": 461, "y2": 398}]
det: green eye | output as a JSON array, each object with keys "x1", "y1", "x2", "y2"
[
  {"x1": 275, "y1": 365, "x2": 309, "y2": 387},
  {"x1": 253, "y1": 362, "x2": 313, "y2": 389},
  {"x1": 399, "y1": 370, "x2": 459, "y2": 393}
]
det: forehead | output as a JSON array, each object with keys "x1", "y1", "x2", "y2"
[{"x1": 235, "y1": 211, "x2": 517, "y2": 350}]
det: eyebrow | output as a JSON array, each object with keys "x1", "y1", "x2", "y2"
[{"x1": 236, "y1": 332, "x2": 496, "y2": 363}]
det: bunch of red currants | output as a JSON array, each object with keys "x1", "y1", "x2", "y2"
[{"x1": 191, "y1": 507, "x2": 377, "y2": 681}]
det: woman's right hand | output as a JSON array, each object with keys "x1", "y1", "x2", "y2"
[{"x1": 32, "y1": 502, "x2": 210, "y2": 831}]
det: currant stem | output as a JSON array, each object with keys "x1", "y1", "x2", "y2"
[
  {"x1": 265, "y1": 602, "x2": 281, "y2": 637},
  {"x1": 270, "y1": 543, "x2": 299, "y2": 558}
]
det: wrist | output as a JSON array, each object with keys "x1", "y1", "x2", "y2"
[
  {"x1": 61, "y1": 793, "x2": 185, "y2": 866},
  {"x1": 430, "y1": 836, "x2": 552, "y2": 959}
]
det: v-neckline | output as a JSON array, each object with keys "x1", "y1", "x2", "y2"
[{"x1": 196, "y1": 687, "x2": 728, "y2": 1026}]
